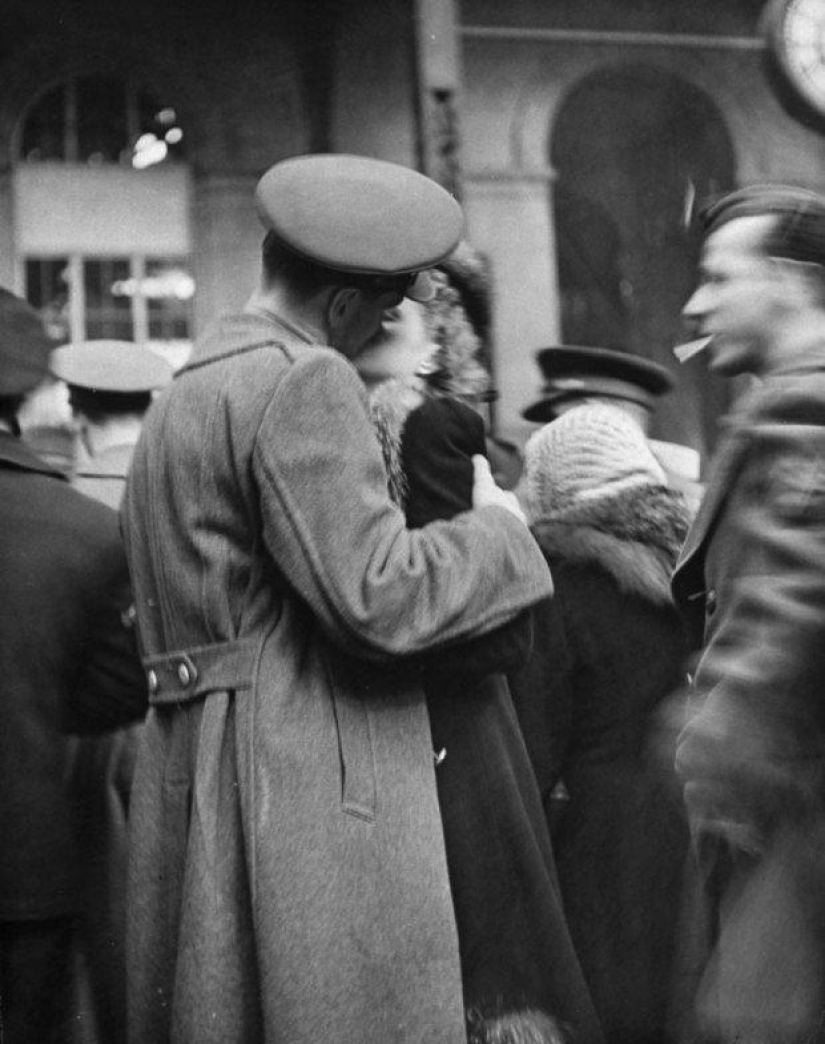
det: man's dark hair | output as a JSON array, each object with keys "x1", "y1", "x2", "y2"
[
  {"x1": 261, "y1": 231, "x2": 413, "y2": 300},
  {"x1": 701, "y1": 184, "x2": 825, "y2": 269},
  {"x1": 69, "y1": 386, "x2": 152, "y2": 423}
]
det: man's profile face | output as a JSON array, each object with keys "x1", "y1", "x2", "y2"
[
  {"x1": 331, "y1": 287, "x2": 405, "y2": 359},
  {"x1": 353, "y1": 298, "x2": 437, "y2": 387},
  {"x1": 682, "y1": 215, "x2": 785, "y2": 378}
]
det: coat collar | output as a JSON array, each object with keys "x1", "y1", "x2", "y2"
[
  {"x1": 531, "y1": 486, "x2": 690, "y2": 606},
  {"x1": 674, "y1": 347, "x2": 825, "y2": 577},
  {"x1": 75, "y1": 441, "x2": 136, "y2": 480},
  {"x1": 183, "y1": 308, "x2": 315, "y2": 373},
  {"x1": 0, "y1": 430, "x2": 65, "y2": 479}
]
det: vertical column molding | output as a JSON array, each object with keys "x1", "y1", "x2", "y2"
[
  {"x1": 462, "y1": 166, "x2": 560, "y2": 442},
  {"x1": 413, "y1": 0, "x2": 462, "y2": 195}
]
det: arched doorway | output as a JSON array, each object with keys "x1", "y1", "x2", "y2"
[{"x1": 551, "y1": 65, "x2": 736, "y2": 456}]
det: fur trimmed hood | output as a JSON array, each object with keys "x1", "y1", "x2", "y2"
[{"x1": 531, "y1": 486, "x2": 690, "y2": 606}]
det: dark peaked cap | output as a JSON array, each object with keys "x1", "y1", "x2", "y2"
[
  {"x1": 254, "y1": 154, "x2": 463, "y2": 301},
  {"x1": 522, "y1": 345, "x2": 673, "y2": 423},
  {"x1": 0, "y1": 288, "x2": 53, "y2": 397}
]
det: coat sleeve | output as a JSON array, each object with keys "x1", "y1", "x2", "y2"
[
  {"x1": 252, "y1": 349, "x2": 552, "y2": 659},
  {"x1": 676, "y1": 388, "x2": 825, "y2": 840}
]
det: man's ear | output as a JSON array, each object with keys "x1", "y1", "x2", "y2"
[
  {"x1": 327, "y1": 287, "x2": 360, "y2": 335},
  {"x1": 773, "y1": 257, "x2": 824, "y2": 309}
]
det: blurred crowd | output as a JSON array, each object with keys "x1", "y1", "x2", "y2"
[{"x1": 3, "y1": 155, "x2": 825, "y2": 1044}]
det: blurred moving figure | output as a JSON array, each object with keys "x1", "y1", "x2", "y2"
[
  {"x1": 359, "y1": 289, "x2": 603, "y2": 1041},
  {"x1": 49, "y1": 340, "x2": 171, "y2": 1044},
  {"x1": 672, "y1": 185, "x2": 825, "y2": 1043},
  {"x1": 509, "y1": 403, "x2": 692, "y2": 1044},
  {"x1": 0, "y1": 291, "x2": 146, "y2": 1043}
]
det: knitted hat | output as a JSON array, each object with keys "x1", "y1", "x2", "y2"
[{"x1": 523, "y1": 403, "x2": 667, "y2": 522}]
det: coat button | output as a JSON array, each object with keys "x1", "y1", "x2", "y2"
[
  {"x1": 177, "y1": 662, "x2": 192, "y2": 686},
  {"x1": 147, "y1": 669, "x2": 158, "y2": 694}
]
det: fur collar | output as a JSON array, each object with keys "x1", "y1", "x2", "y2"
[
  {"x1": 367, "y1": 378, "x2": 426, "y2": 508},
  {"x1": 531, "y1": 486, "x2": 690, "y2": 606}
]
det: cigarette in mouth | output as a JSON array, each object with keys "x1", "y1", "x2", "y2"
[{"x1": 673, "y1": 336, "x2": 713, "y2": 363}]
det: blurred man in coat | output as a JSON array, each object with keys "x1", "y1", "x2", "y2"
[
  {"x1": 120, "y1": 155, "x2": 553, "y2": 1044},
  {"x1": 672, "y1": 185, "x2": 825, "y2": 1042},
  {"x1": 0, "y1": 290, "x2": 146, "y2": 1043}
]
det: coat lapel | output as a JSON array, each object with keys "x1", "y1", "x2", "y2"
[{"x1": 674, "y1": 400, "x2": 754, "y2": 576}]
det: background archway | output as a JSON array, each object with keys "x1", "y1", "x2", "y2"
[{"x1": 551, "y1": 64, "x2": 736, "y2": 456}]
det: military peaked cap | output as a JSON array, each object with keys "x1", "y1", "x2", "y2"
[
  {"x1": 50, "y1": 341, "x2": 173, "y2": 393},
  {"x1": 254, "y1": 154, "x2": 463, "y2": 301},
  {"x1": 700, "y1": 183, "x2": 825, "y2": 267},
  {"x1": 522, "y1": 345, "x2": 674, "y2": 423},
  {"x1": 0, "y1": 288, "x2": 53, "y2": 397}
]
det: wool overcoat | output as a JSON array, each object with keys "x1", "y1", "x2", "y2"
[
  {"x1": 673, "y1": 350, "x2": 825, "y2": 831},
  {"x1": 0, "y1": 432, "x2": 145, "y2": 921},
  {"x1": 120, "y1": 309, "x2": 553, "y2": 1044}
]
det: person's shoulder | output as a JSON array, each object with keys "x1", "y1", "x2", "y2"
[
  {"x1": 55, "y1": 478, "x2": 121, "y2": 538},
  {"x1": 408, "y1": 394, "x2": 486, "y2": 437},
  {"x1": 3, "y1": 467, "x2": 122, "y2": 565}
]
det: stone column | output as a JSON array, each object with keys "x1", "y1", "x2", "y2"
[
  {"x1": 0, "y1": 169, "x2": 16, "y2": 287},
  {"x1": 462, "y1": 167, "x2": 560, "y2": 443},
  {"x1": 413, "y1": 0, "x2": 462, "y2": 196},
  {"x1": 189, "y1": 173, "x2": 260, "y2": 334}
]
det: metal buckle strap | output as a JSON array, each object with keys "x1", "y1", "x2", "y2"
[{"x1": 143, "y1": 638, "x2": 259, "y2": 706}]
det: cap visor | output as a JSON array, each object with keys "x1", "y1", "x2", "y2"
[
  {"x1": 522, "y1": 401, "x2": 560, "y2": 423},
  {"x1": 405, "y1": 270, "x2": 436, "y2": 303}
]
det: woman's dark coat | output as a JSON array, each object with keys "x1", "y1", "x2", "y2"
[
  {"x1": 509, "y1": 485, "x2": 692, "y2": 1044},
  {"x1": 378, "y1": 391, "x2": 603, "y2": 1042}
]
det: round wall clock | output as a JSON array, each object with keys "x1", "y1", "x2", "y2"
[{"x1": 762, "y1": 0, "x2": 825, "y2": 122}]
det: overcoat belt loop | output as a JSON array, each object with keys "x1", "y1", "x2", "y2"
[{"x1": 143, "y1": 638, "x2": 259, "y2": 706}]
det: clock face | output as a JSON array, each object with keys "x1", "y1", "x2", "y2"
[{"x1": 764, "y1": 0, "x2": 825, "y2": 119}]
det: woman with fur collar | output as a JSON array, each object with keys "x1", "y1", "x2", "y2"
[
  {"x1": 355, "y1": 276, "x2": 603, "y2": 1043},
  {"x1": 509, "y1": 403, "x2": 692, "y2": 1044}
]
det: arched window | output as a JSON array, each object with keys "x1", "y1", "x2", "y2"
[{"x1": 20, "y1": 76, "x2": 185, "y2": 169}]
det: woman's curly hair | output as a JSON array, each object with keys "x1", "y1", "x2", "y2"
[{"x1": 420, "y1": 241, "x2": 495, "y2": 402}]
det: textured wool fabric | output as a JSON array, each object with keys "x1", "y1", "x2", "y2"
[{"x1": 523, "y1": 403, "x2": 667, "y2": 522}]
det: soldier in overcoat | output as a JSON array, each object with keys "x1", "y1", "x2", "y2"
[{"x1": 120, "y1": 155, "x2": 553, "y2": 1044}]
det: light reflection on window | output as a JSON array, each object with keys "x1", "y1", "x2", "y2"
[
  {"x1": 24, "y1": 254, "x2": 194, "y2": 369},
  {"x1": 20, "y1": 77, "x2": 185, "y2": 169}
]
